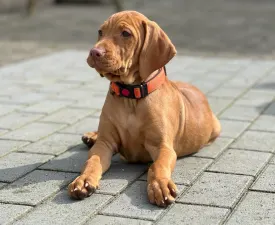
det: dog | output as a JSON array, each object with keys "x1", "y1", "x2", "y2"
[{"x1": 68, "y1": 11, "x2": 221, "y2": 207}]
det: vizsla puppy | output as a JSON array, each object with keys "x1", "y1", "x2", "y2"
[{"x1": 68, "y1": 11, "x2": 221, "y2": 207}]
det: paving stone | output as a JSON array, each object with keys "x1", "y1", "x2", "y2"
[
  {"x1": 139, "y1": 157, "x2": 212, "y2": 185},
  {"x1": 40, "y1": 108, "x2": 92, "y2": 124},
  {"x1": 0, "y1": 139, "x2": 30, "y2": 157},
  {"x1": 10, "y1": 92, "x2": 48, "y2": 104},
  {"x1": 0, "y1": 170, "x2": 76, "y2": 206},
  {"x1": 0, "y1": 122, "x2": 65, "y2": 141},
  {"x1": 207, "y1": 97, "x2": 233, "y2": 115},
  {"x1": 178, "y1": 172, "x2": 252, "y2": 208},
  {"x1": 263, "y1": 101, "x2": 275, "y2": 115},
  {"x1": 21, "y1": 133, "x2": 81, "y2": 155},
  {"x1": 208, "y1": 149, "x2": 271, "y2": 176},
  {"x1": 59, "y1": 116, "x2": 99, "y2": 135},
  {"x1": 250, "y1": 164, "x2": 275, "y2": 192},
  {"x1": 231, "y1": 130, "x2": 275, "y2": 153},
  {"x1": 73, "y1": 94, "x2": 107, "y2": 109},
  {"x1": 219, "y1": 119, "x2": 250, "y2": 138},
  {"x1": 250, "y1": 115, "x2": 275, "y2": 132},
  {"x1": 219, "y1": 105, "x2": 264, "y2": 122},
  {"x1": 13, "y1": 191, "x2": 112, "y2": 225},
  {"x1": 173, "y1": 157, "x2": 213, "y2": 185},
  {"x1": 194, "y1": 137, "x2": 234, "y2": 158},
  {"x1": 0, "y1": 203, "x2": 32, "y2": 225},
  {"x1": 21, "y1": 100, "x2": 74, "y2": 114},
  {"x1": 38, "y1": 83, "x2": 81, "y2": 94},
  {"x1": 226, "y1": 192, "x2": 275, "y2": 225},
  {"x1": 191, "y1": 79, "x2": 221, "y2": 94},
  {"x1": 0, "y1": 111, "x2": 45, "y2": 130},
  {"x1": 0, "y1": 182, "x2": 6, "y2": 188},
  {"x1": 0, "y1": 152, "x2": 52, "y2": 182},
  {"x1": 101, "y1": 181, "x2": 185, "y2": 221},
  {"x1": 97, "y1": 162, "x2": 147, "y2": 195},
  {"x1": 0, "y1": 103, "x2": 23, "y2": 117},
  {"x1": 0, "y1": 128, "x2": 9, "y2": 136},
  {"x1": 39, "y1": 144, "x2": 88, "y2": 172},
  {"x1": 233, "y1": 90, "x2": 274, "y2": 108},
  {"x1": 86, "y1": 215, "x2": 152, "y2": 225},
  {"x1": 208, "y1": 87, "x2": 245, "y2": 99},
  {"x1": 157, "y1": 204, "x2": 229, "y2": 225}
]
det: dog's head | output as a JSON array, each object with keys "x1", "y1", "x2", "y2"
[{"x1": 87, "y1": 11, "x2": 176, "y2": 84}]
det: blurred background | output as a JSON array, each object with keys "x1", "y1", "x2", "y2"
[{"x1": 1, "y1": 0, "x2": 275, "y2": 66}]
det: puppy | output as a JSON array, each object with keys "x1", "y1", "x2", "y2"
[{"x1": 68, "y1": 11, "x2": 221, "y2": 207}]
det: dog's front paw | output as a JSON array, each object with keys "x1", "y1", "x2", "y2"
[
  {"x1": 147, "y1": 178, "x2": 178, "y2": 207},
  {"x1": 82, "y1": 132, "x2": 98, "y2": 148},
  {"x1": 68, "y1": 174, "x2": 98, "y2": 200}
]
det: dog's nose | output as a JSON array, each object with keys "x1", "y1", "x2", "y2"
[{"x1": 90, "y1": 47, "x2": 106, "y2": 58}]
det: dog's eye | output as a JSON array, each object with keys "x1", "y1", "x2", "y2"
[
  {"x1": 122, "y1": 30, "x2": 131, "y2": 37},
  {"x1": 98, "y1": 30, "x2": 103, "y2": 37}
]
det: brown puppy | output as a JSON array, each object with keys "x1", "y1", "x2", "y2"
[{"x1": 68, "y1": 11, "x2": 221, "y2": 207}]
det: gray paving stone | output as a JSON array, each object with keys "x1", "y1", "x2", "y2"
[
  {"x1": 0, "y1": 170, "x2": 76, "y2": 206},
  {"x1": 0, "y1": 103, "x2": 23, "y2": 117},
  {"x1": 0, "y1": 128, "x2": 9, "y2": 136},
  {"x1": 0, "y1": 203, "x2": 32, "y2": 225},
  {"x1": 21, "y1": 133, "x2": 81, "y2": 155},
  {"x1": 38, "y1": 82, "x2": 81, "y2": 93},
  {"x1": 157, "y1": 204, "x2": 229, "y2": 225},
  {"x1": 39, "y1": 144, "x2": 88, "y2": 172},
  {"x1": 250, "y1": 115, "x2": 275, "y2": 132},
  {"x1": 194, "y1": 137, "x2": 234, "y2": 158},
  {"x1": 226, "y1": 192, "x2": 275, "y2": 225},
  {"x1": 101, "y1": 181, "x2": 185, "y2": 221},
  {"x1": 191, "y1": 79, "x2": 221, "y2": 94},
  {"x1": 97, "y1": 162, "x2": 147, "y2": 195},
  {"x1": 207, "y1": 97, "x2": 233, "y2": 115},
  {"x1": 263, "y1": 101, "x2": 275, "y2": 115},
  {"x1": 11, "y1": 92, "x2": 48, "y2": 104},
  {"x1": 178, "y1": 172, "x2": 252, "y2": 208},
  {"x1": 73, "y1": 94, "x2": 107, "y2": 109},
  {"x1": 0, "y1": 182, "x2": 7, "y2": 189},
  {"x1": 231, "y1": 130, "x2": 275, "y2": 152},
  {"x1": 0, "y1": 152, "x2": 52, "y2": 182},
  {"x1": 219, "y1": 105, "x2": 264, "y2": 122},
  {"x1": 208, "y1": 149, "x2": 271, "y2": 176},
  {"x1": 86, "y1": 215, "x2": 152, "y2": 225},
  {"x1": 59, "y1": 116, "x2": 99, "y2": 135},
  {"x1": 208, "y1": 87, "x2": 245, "y2": 99},
  {"x1": 40, "y1": 108, "x2": 92, "y2": 124},
  {"x1": 139, "y1": 157, "x2": 212, "y2": 185},
  {"x1": 219, "y1": 119, "x2": 250, "y2": 138},
  {"x1": 173, "y1": 157, "x2": 213, "y2": 185},
  {"x1": 0, "y1": 139, "x2": 30, "y2": 157},
  {"x1": 21, "y1": 99, "x2": 74, "y2": 114},
  {"x1": 0, "y1": 122, "x2": 65, "y2": 141},
  {"x1": 233, "y1": 90, "x2": 274, "y2": 108},
  {"x1": 13, "y1": 191, "x2": 112, "y2": 225},
  {"x1": 250, "y1": 164, "x2": 275, "y2": 193},
  {"x1": 0, "y1": 112, "x2": 44, "y2": 130}
]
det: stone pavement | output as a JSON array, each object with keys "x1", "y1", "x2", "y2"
[{"x1": 0, "y1": 50, "x2": 275, "y2": 224}]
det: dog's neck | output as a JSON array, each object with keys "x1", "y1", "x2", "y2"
[{"x1": 109, "y1": 67, "x2": 167, "y2": 99}]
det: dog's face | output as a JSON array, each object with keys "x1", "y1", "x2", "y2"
[{"x1": 87, "y1": 11, "x2": 176, "y2": 84}]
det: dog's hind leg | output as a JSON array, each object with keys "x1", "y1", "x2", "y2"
[{"x1": 82, "y1": 132, "x2": 98, "y2": 148}]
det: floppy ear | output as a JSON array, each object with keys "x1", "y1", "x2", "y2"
[{"x1": 139, "y1": 20, "x2": 177, "y2": 79}]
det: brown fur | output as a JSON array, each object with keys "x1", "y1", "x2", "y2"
[{"x1": 68, "y1": 11, "x2": 221, "y2": 207}]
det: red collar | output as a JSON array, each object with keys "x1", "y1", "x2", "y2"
[{"x1": 110, "y1": 67, "x2": 166, "y2": 99}]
